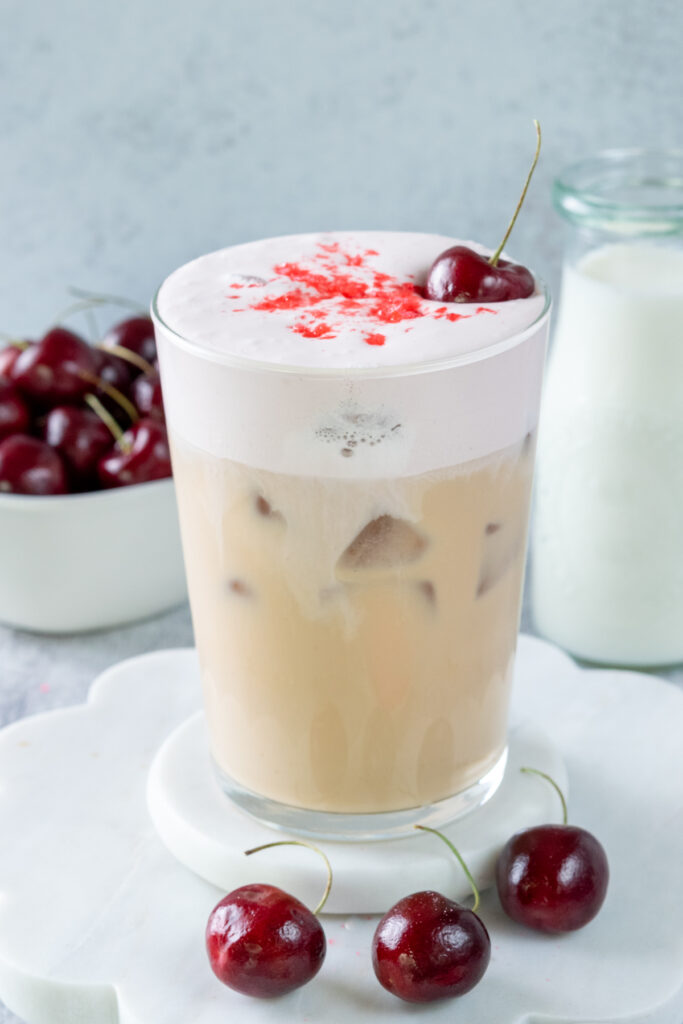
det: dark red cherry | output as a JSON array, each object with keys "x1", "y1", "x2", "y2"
[
  {"x1": 206, "y1": 883, "x2": 326, "y2": 998},
  {"x1": 132, "y1": 371, "x2": 164, "y2": 421},
  {"x1": 102, "y1": 316, "x2": 156, "y2": 366},
  {"x1": 44, "y1": 405, "x2": 113, "y2": 487},
  {"x1": 424, "y1": 245, "x2": 535, "y2": 303},
  {"x1": 372, "y1": 890, "x2": 490, "y2": 1003},
  {"x1": 0, "y1": 381, "x2": 31, "y2": 440},
  {"x1": 97, "y1": 417, "x2": 171, "y2": 488},
  {"x1": 11, "y1": 328, "x2": 97, "y2": 404},
  {"x1": 0, "y1": 435, "x2": 68, "y2": 495},
  {"x1": 425, "y1": 121, "x2": 541, "y2": 305},
  {"x1": 0, "y1": 343, "x2": 29, "y2": 380},
  {"x1": 91, "y1": 347, "x2": 133, "y2": 393},
  {"x1": 496, "y1": 824, "x2": 609, "y2": 933}
]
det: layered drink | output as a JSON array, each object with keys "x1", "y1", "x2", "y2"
[{"x1": 153, "y1": 232, "x2": 549, "y2": 838}]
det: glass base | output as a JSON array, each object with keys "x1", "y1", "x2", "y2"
[{"x1": 214, "y1": 747, "x2": 508, "y2": 842}]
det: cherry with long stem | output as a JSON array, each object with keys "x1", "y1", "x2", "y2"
[
  {"x1": 372, "y1": 826, "x2": 490, "y2": 1003},
  {"x1": 425, "y1": 119, "x2": 541, "y2": 303},
  {"x1": 205, "y1": 840, "x2": 329, "y2": 998},
  {"x1": 496, "y1": 766, "x2": 609, "y2": 933}
]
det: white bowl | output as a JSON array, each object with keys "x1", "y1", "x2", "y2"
[{"x1": 0, "y1": 478, "x2": 187, "y2": 633}]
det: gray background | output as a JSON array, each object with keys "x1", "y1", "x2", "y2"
[
  {"x1": 1, "y1": 1, "x2": 683, "y2": 1021},
  {"x1": 3, "y1": 0, "x2": 683, "y2": 334}
]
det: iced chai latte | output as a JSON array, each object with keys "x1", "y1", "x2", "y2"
[{"x1": 154, "y1": 233, "x2": 549, "y2": 838}]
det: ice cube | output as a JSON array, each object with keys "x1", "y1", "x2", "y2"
[
  {"x1": 337, "y1": 515, "x2": 428, "y2": 573},
  {"x1": 416, "y1": 580, "x2": 436, "y2": 606},
  {"x1": 226, "y1": 578, "x2": 253, "y2": 598},
  {"x1": 477, "y1": 524, "x2": 522, "y2": 597},
  {"x1": 254, "y1": 494, "x2": 284, "y2": 522}
]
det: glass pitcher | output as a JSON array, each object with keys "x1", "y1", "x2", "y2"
[{"x1": 532, "y1": 149, "x2": 683, "y2": 667}]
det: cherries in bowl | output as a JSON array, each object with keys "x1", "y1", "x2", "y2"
[{"x1": 0, "y1": 309, "x2": 186, "y2": 633}]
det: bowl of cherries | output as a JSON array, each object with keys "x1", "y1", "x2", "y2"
[{"x1": 0, "y1": 305, "x2": 187, "y2": 633}]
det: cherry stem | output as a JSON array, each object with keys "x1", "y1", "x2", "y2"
[
  {"x1": 84, "y1": 307, "x2": 100, "y2": 344},
  {"x1": 520, "y1": 767, "x2": 568, "y2": 825},
  {"x1": 83, "y1": 392, "x2": 129, "y2": 449},
  {"x1": 53, "y1": 299, "x2": 108, "y2": 326},
  {"x1": 0, "y1": 335, "x2": 29, "y2": 348},
  {"x1": 244, "y1": 840, "x2": 333, "y2": 916},
  {"x1": 489, "y1": 119, "x2": 542, "y2": 267},
  {"x1": 78, "y1": 371, "x2": 139, "y2": 424},
  {"x1": 414, "y1": 825, "x2": 480, "y2": 913},
  {"x1": 98, "y1": 341, "x2": 155, "y2": 377},
  {"x1": 67, "y1": 286, "x2": 146, "y2": 314}
]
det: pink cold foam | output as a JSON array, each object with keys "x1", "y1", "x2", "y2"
[
  {"x1": 154, "y1": 233, "x2": 549, "y2": 476},
  {"x1": 155, "y1": 232, "x2": 546, "y2": 370}
]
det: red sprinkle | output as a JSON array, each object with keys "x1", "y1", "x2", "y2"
[
  {"x1": 292, "y1": 320, "x2": 336, "y2": 339},
  {"x1": 246, "y1": 243, "x2": 496, "y2": 346}
]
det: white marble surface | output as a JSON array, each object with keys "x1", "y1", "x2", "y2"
[
  {"x1": 0, "y1": 636, "x2": 681, "y2": 1024},
  {"x1": 0, "y1": 595, "x2": 681, "y2": 1023}
]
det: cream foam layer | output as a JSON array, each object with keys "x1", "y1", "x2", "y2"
[
  {"x1": 155, "y1": 232, "x2": 546, "y2": 369},
  {"x1": 154, "y1": 232, "x2": 550, "y2": 476}
]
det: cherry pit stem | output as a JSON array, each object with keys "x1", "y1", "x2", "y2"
[
  {"x1": 415, "y1": 825, "x2": 481, "y2": 913},
  {"x1": 67, "y1": 286, "x2": 146, "y2": 314},
  {"x1": 83, "y1": 392, "x2": 128, "y2": 448},
  {"x1": 98, "y1": 341, "x2": 155, "y2": 376},
  {"x1": 520, "y1": 766, "x2": 568, "y2": 825},
  {"x1": 0, "y1": 334, "x2": 28, "y2": 347},
  {"x1": 244, "y1": 841, "x2": 333, "y2": 916},
  {"x1": 489, "y1": 120, "x2": 542, "y2": 268},
  {"x1": 78, "y1": 370, "x2": 139, "y2": 424}
]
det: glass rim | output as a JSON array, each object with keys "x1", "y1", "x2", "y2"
[
  {"x1": 150, "y1": 274, "x2": 551, "y2": 380},
  {"x1": 554, "y1": 147, "x2": 683, "y2": 227}
]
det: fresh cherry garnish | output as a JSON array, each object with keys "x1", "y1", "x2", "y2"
[
  {"x1": 425, "y1": 247, "x2": 534, "y2": 303},
  {"x1": 372, "y1": 827, "x2": 490, "y2": 1003},
  {"x1": 0, "y1": 435, "x2": 68, "y2": 495},
  {"x1": 102, "y1": 316, "x2": 157, "y2": 367},
  {"x1": 425, "y1": 120, "x2": 541, "y2": 304},
  {"x1": 496, "y1": 768, "x2": 609, "y2": 934},
  {"x1": 132, "y1": 370, "x2": 164, "y2": 421},
  {"x1": 206, "y1": 840, "x2": 330, "y2": 998},
  {"x1": 0, "y1": 343, "x2": 29, "y2": 380},
  {"x1": 0, "y1": 381, "x2": 31, "y2": 440},
  {"x1": 44, "y1": 404, "x2": 114, "y2": 487},
  {"x1": 97, "y1": 417, "x2": 171, "y2": 488},
  {"x1": 11, "y1": 327, "x2": 98, "y2": 404}
]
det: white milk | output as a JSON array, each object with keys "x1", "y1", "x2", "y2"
[{"x1": 532, "y1": 242, "x2": 683, "y2": 665}]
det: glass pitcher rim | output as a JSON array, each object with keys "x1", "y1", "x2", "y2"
[{"x1": 554, "y1": 148, "x2": 683, "y2": 233}]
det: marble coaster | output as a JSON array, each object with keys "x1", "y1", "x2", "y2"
[
  {"x1": 0, "y1": 636, "x2": 680, "y2": 1024},
  {"x1": 147, "y1": 716, "x2": 567, "y2": 912}
]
